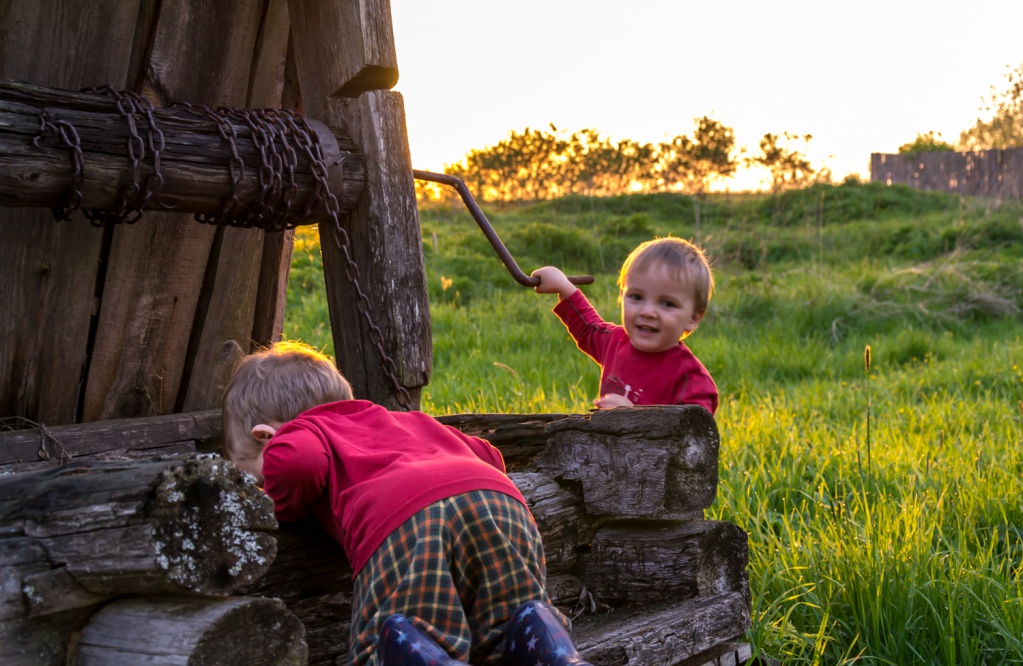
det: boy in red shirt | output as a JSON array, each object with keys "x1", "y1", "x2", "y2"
[
  {"x1": 222, "y1": 342, "x2": 590, "y2": 666},
  {"x1": 532, "y1": 236, "x2": 718, "y2": 414}
]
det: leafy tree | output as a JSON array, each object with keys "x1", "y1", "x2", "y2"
[
  {"x1": 751, "y1": 131, "x2": 818, "y2": 192},
  {"x1": 959, "y1": 63, "x2": 1023, "y2": 150},
  {"x1": 657, "y1": 116, "x2": 738, "y2": 195},
  {"x1": 898, "y1": 131, "x2": 955, "y2": 154}
]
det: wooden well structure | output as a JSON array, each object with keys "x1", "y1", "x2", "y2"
[{"x1": 0, "y1": 2, "x2": 757, "y2": 664}]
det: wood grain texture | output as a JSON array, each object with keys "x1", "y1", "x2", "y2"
[
  {"x1": 0, "y1": 0, "x2": 142, "y2": 426},
  {"x1": 322, "y1": 91, "x2": 431, "y2": 408},
  {"x1": 0, "y1": 80, "x2": 367, "y2": 215},
  {"x1": 74, "y1": 596, "x2": 307, "y2": 666},
  {"x1": 538, "y1": 405, "x2": 720, "y2": 518},
  {"x1": 290, "y1": 5, "x2": 429, "y2": 408},
  {"x1": 288, "y1": 0, "x2": 398, "y2": 98},
  {"x1": 583, "y1": 520, "x2": 749, "y2": 606},
  {"x1": 0, "y1": 458, "x2": 277, "y2": 597},
  {"x1": 84, "y1": 0, "x2": 268, "y2": 422},
  {"x1": 572, "y1": 592, "x2": 751, "y2": 666},
  {"x1": 0, "y1": 407, "x2": 221, "y2": 470}
]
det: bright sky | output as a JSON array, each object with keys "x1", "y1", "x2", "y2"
[{"x1": 391, "y1": 0, "x2": 1023, "y2": 191}]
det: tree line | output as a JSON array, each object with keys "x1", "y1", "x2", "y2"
[
  {"x1": 419, "y1": 63, "x2": 1023, "y2": 203},
  {"x1": 417, "y1": 117, "x2": 825, "y2": 203},
  {"x1": 901, "y1": 63, "x2": 1023, "y2": 155}
]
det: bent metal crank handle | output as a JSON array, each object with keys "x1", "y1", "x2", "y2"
[{"x1": 412, "y1": 170, "x2": 594, "y2": 288}]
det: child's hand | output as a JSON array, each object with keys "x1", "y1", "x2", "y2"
[
  {"x1": 593, "y1": 393, "x2": 634, "y2": 409},
  {"x1": 531, "y1": 266, "x2": 578, "y2": 299}
]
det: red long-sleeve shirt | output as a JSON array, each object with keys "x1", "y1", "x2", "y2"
[
  {"x1": 554, "y1": 289, "x2": 718, "y2": 414},
  {"x1": 261, "y1": 400, "x2": 528, "y2": 575}
]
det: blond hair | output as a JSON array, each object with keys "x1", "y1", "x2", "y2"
[
  {"x1": 617, "y1": 237, "x2": 714, "y2": 315},
  {"x1": 221, "y1": 341, "x2": 353, "y2": 461}
]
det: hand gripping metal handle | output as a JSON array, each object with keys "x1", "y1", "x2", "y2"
[{"x1": 412, "y1": 170, "x2": 594, "y2": 288}]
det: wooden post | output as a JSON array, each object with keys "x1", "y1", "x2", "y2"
[
  {"x1": 289, "y1": 0, "x2": 431, "y2": 410},
  {"x1": 288, "y1": 0, "x2": 399, "y2": 98}
]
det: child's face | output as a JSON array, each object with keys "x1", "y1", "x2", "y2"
[
  {"x1": 620, "y1": 263, "x2": 703, "y2": 353},
  {"x1": 231, "y1": 449, "x2": 265, "y2": 486},
  {"x1": 228, "y1": 423, "x2": 279, "y2": 487}
]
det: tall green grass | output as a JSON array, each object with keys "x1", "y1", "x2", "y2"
[{"x1": 286, "y1": 183, "x2": 1023, "y2": 663}]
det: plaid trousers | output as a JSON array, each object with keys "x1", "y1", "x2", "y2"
[{"x1": 349, "y1": 490, "x2": 557, "y2": 666}]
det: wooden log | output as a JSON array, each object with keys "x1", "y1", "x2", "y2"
[
  {"x1": 288, "y1": 0, "x2": 399, "y2": 98},
  {"x1": 572, "y1": 592, "x2": 751, "y2": 666},
  {"x1": 238, "y1": 521, "x2": 353, "y2": 665},
  {"x1": 537, "y1": 405, "x2": 719, "y2": 518},
  {"x1": 509, "y1": 471, "x2": 589, "y2": 574},
  {"x1": 582, "y1": 520, "x2": 749, "y2": 606},
  {"x1": 436, "y1": 412, "x2": 567, "y2": 471},
  {"x1": 0, "y1": 79, "x2": 365, "y2": 222},
  {"x1": 0, "y1": 457, "x2": 276, "y2": 599},
  {"x1": 0, "y1": 409, "x2": 222, "y2": 472},
  {"x1": 73, "y1": 595, "x2": 307, "y2": 665},
  {"x1": 0, "y1": 0, "x2": 140, "y2": 426}
]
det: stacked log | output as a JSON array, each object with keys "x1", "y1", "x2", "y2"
[
  {"x1": 0, "y1": 405, "x2": 751, "y2": 665},
  {"x1": 0, "y1": 456, "x2": 298, "y2": 665}
]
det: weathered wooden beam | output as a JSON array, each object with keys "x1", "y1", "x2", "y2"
[
  {"x1": 290, "y1": 0, "x2": 429, "y2": 409},
  {"x1": 0, "y1": 79, "x2": 365, "y2": 222},
  {"x1": 288, "y1": 0, "x2": 399, "y2": 98},
  {"x1": 73, "y1": 596, "x2": 307, "y2": 665},
  {"x1": 318, "y1": 90, "x2": 431, "y2": 408},
  {"x1": 0, "y1": 409, "x2": 221, "y2": 471}
]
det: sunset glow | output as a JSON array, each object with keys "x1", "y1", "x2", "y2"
[{"x1": 392, "y1": 0, "x2": 1023, "y2": 191}]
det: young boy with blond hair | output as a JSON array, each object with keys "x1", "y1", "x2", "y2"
[
  {"x1": 222, "y1": 341, "x2": 591, "y2": 666},
  {"x1": 531, "y1": 236, "x2": 718, "y2": 414}
]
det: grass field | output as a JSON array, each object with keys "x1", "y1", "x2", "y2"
[{"x1": 286, "y1": 182, "x2": 1023, "y2": 664}]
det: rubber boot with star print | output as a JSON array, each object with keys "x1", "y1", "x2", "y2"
[
  {"x1": 378, "y1": 614, "x2": 462, "y2": 666},
  {"x1": 503, "y1": 601, "x2": 592, "y2": 666}
]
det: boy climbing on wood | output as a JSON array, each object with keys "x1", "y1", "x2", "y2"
[
  {"x1": 221, "y1": 341, "x2": 591, "y2": 666},
  {"x1": 532, "y1": 236, "x2": 718, "y2": 414}
]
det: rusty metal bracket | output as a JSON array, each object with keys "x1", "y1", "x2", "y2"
[{"x1": 412, "y1": 170, "x2": 594, "y2": 288}]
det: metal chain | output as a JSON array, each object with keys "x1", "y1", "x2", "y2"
[
  {"x1": 282, "y1": 109, "x2": 414, "y2": 410},
  {"x1": 34, "y1": 112, "x2": 84, "y2": 221},
  {"x1": 171, "y1": 103, "x2": 414, "y2": 410},
  {"x1": 33, "y1": 90, "x2": 414, "y2": 409}
]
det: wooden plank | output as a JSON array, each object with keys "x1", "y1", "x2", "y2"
[
  {"x1": 74, "y1": 596, "x2": 307, "y2": 665},
  {"x1": 0, "y1": 0, "x2": 142, "y2": 426},
  {"x1": 249, "y1": 0, "x2": 294, "y2": 348},
  {"x1": 183, "y1": 0, "x2": 295, "y2": 408},
  {"x1": 288, "y1": 0, "x2": 398, "y2": 98},
  {"x1": 0, "y1": 409, "x2": 221, "y2": 470},
  {"x1": 178, "y1": 0, "x2": 297, "y2": 413},
  {"x1": 83, "y1": 0, "x2": 268, "y2": 421},
  {"x1": 290, "y1": 1, "x2": 429, "y2": 409}
]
